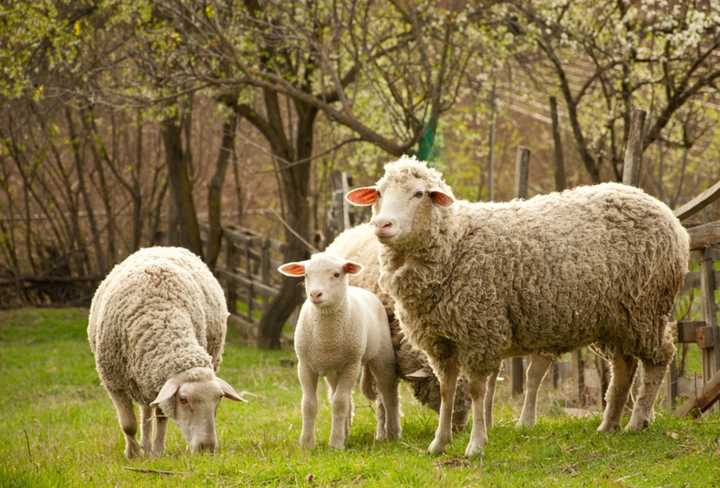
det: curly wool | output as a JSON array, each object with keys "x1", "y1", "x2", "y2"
[
  {"x1": 326, "y1": 224, "x2": 471, "y2": 427},
  {"x1": 88, "y1": 247, "x2": 229, "y2": 405},
  {"x1": 376, "y1": 158, "x2": 689, "y2": 378}
]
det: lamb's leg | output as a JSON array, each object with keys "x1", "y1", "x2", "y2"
[
  {"x1": 153, "y1": 407, "x2": 168, "y2": 455},
  {"x1": 465, "y1": 372, "x2": 489, "y2": 458},
  {"x1": 373, "y1": 366, "x2": 401, "y2": 440},
  {"x1": 484, "y1": 364, "x2": 500, "y2": 430},
  {"x1": 329, "y1": 365, "x2": 359, "y2": 449},
  {"x1": 597, "y1": 348, "x2": 637, "y2": 433},
  {"x1": 327, "y1": 372, "x2": 353, "y2": 434},
  {"x1": 517, "y1": 354, "x2": 553, "y2": 428},
  {"x1": 140, "y1": 405, "x2": 154, "y2": 454},
  {"x1": 298, "y1": 361, "x2": 319, "y2": 449},
  {"x1": 375, "y1": 398, "x2": 387, "y2": 441},
  {"x1": 626, "y1": 360, "x2": 670, "y2": 431},
  {"x1": 428, "y1": 358, "x2": 459, "y2": 455},
  {"x1": 107, "y1": 389, "x2": 142, "y2": 459}
]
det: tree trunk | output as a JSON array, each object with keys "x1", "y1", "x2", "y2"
[
  {"x1": 206, "y1": 97, "x2": 239, "y2": 269},
  {"x1": 161, "y1": 114, "x2": 204, "y2": 258},
  {"x1": 257, "y1": 101, "x2": 317, "y2": 349}
]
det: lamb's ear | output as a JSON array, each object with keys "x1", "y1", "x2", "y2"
[
  {"x1": 278, "y1": 261, "x2": 306, "y2": 277},
  {"x1": 345, "y1": 186, "x2": 379, "y2": 206},
  {"x1": 151, "y1": 378, "x2": 180, "y2": 406},
  {"x1": 217, "y1": 377, "x2": 247, "y2": 403},
  {"x1": 429, "y1": 189, "x2": 454, "y2": 207},
  {"x1": 342, "y1": 261, "x2": 363, "y2": 275}
]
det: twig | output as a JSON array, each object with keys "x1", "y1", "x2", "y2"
[
  {"x1": 123, "y1": 466, "x2": 189, "y2": 476},
  {"x1": 23, "y1": 429, "x2": 38, "y2": 472},
  {"x1": 268, "y1": 208, "x2": 318, "y2": 253}
]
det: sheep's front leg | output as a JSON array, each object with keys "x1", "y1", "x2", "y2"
[
  {"x1": 107, "y1": 389, "x2": 142, "y2": 459},
  {"x1": 465, "y1": 372, "x2": 490, "y2": 458},
  {"x1": 517, "y1": 354, "x2": 553, "y2": 428},
  {"x1": 428, "y1": 358, "x2": 459, "y2": 455},
  {"x1": 484, "y1": 365, "x2": 500, "y2": 430},
  {"x1": 140, "y1": 405, "x2": 154, "y2": 454},
  {"x1": 153, "y1": 407, "x2": 168, "y2": 455},
  {"x1": 298, "y1": 361, "x2": 319, "y2": 449},
  {"x1": 329, "y1": 364, "x2": 360, "y2": 450}
]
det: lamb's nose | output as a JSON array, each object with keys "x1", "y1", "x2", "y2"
[
  {"x1": 372, "y1": 218, "x2": 393, "y2": 229},
  {"x1": 310, "y1": 291, "x2": 323, "y2": 300}
]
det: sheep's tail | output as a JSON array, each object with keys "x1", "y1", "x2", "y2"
[{"x1": 361, "y1": 364, "x2": 377, "y2": 401}]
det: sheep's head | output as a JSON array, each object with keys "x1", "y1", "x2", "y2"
[
  {"x1": 346, "y1": 155, "x2": 454, "y2": 249},
  {"x1": 151, "y1": 367, "x2": 244, "y2": 453},
  {"x1": 278, "y1": 253, "x2": 363, "y2": 309}
]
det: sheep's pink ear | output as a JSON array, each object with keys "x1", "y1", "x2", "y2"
[
  {"x1": 345, "y1": 186, "x2": 379, "y2": 206},
  {"x1": 342, "y1": 261, "x2": 363, "y2": 275},
  {"x1": 430, "y1": 189, "x2": 454, "y2": 207},
  {"x1": 278, "y1": 261, "x2": 306, "y2": 277},
  {"x1": 151, "y1": 379, "x2": 180, "y2": 406},
  {"x1": 217, "y1": 377, "x2": 247, "y2": 403}
]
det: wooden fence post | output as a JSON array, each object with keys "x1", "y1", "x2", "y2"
[
  {"x1": 622, "y1": 109, "x2": 646, "y2": 187},
  {"x1": 700, "y1": 247, "x2": 719, "y2": 383},
  {"x1": 225, "y1": 239, "x2": 238, "y2": 316},
  {"x1": 245, "y1": 239, "x2": 254, "y2": 322},
  {"x1": 511, "y1": 147, "x2": 530, "y2": 397}
]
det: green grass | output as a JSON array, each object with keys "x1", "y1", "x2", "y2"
[{"x1": 2, "y1": 308, "x2": 720, "y2": 487}]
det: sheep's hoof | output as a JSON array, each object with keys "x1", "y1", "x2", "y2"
[
  {"x1": 427, "y1": 436, "x2": 450, "y2": 455},
  {"x1": 375, "y1": 430, "x2": 387, "y2": 441},
  {"x1": 328, "y1": 439, "x2": 346, "y2": 450},
  {"x1": 124, "y1": 441, "x2": 142, "y2": 459},
  {"x1": 299, "y1": 435, "x2": 316, "y2": 450},
  {"x1": 464, "y1": 440, "x2": 485, "y2": 459},
  {"x1": 625, "y1": 417, "x2": 650, "y2": 432},
  {"x1": 516, "y1": 417, "x2": 535, "y2": 429},
  {"x1": 596, "y1": 421, "x2": 620, "y2": 433}
]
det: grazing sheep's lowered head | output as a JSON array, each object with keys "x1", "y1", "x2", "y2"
[
  {"x1": 278, "y1": 253, "x2": 363, "y2": 308},
  {"x1": 151, "y1": 365, "x2": 244, "y2": 453},
  {"x1": 345, "y1": 155, "x2": 455, "y2": 250}
]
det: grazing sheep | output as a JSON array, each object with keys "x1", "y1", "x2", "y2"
[
  {"x1": 279, "y1": 252, "x2": 401, "y2": 449},
  {"x1": 325, "y1": 223, "x2": 474, "y2": 431},
  {"x1": 346, "y1": 156, "x2": 689, "y2": 457},
  {"x1": 88, "y1": 247, "x2": 243, "y2": 458}
]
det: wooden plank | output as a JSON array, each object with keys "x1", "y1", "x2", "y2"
[
  {"x1": 687, "y1": 221, "x2": 720, "y2": 250},
  {"x1": 225, "y1": 242, "x2": 239, "y2": 315},
  {"x1": 676, "y1": 368, "x2": 720, "y2": 418},
  {"x1": 217, "y1": 269, "x2": 280, "y2": 297},
  {"x1": 549, "y1": 96, "x2": 567, "y2": 193},
  {"x1": 622, "y1": 109, "x2": 646, "y2": 186},
  {"x1": 674, "y1": 179, "x2": 720, "y2": 221},
  {"x1": 675, "y1": 321, "x2": 706, "y2": 343},
  {"x1": 699, "y1": 247, "x2": 718, "y2": 383},
  {"x1": 666, "y1": 359, "x2": 678, "y2": 410}
]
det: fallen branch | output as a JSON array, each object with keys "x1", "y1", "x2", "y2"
[{"x1": 123, "y1": 466, "x2": 189, "y2": 476}]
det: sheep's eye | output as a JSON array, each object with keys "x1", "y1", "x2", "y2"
[
  {"x1": 376, "y1": 190, "x2": 382, "y2": 198},
  {"x1": 414, "y1": 190, "x2": 424, "y2": 198},
  {"x1": 333, "y1": 272, "x2": 340, "y2": 278},
  {"x1": 179, "y1": 396, "x2": 188, "y2": 404}
]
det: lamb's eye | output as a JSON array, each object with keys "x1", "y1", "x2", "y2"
[
  {"x1": 376, "y1": 190, "x2": 382, "y2": 198},
  {"x1": 414, "y1": 191, "x2": 424, "y2": 198},
  {"x1": 179, "y1": 396, "x2": 188, "y2": 404},
  {"x1": 333, "y1": 272, "x2": 340, "y2": 278}
]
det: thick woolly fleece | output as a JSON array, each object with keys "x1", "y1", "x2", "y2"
[
  {"x1": 375, "y1": 157, "x2": 689, "y2": 379},
  {"x1": 88, "y1": 247, "x2": 229, "y2": 405},
  {"x1": 326, "y1": 224, "x2": 471, "y2": 428}
]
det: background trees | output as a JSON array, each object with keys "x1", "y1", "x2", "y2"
[{"x1": 1, "y1": 0, "x2": 718, "y2": 346}]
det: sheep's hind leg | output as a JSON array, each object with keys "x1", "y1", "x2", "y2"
[
  {"x1": 140, "y1": 405, "x2": 154, "y2": 454},
  {"x1": 107, "y1": 389, "x2": 142, "y2": 459},
  {"x1": 626, "y1": 359, "x2": 671, "y2": 431},
  {"x1": 517, "y1": 354, "x2": 553, "y2": 428},
  {"x1": 597, "y1": 348, "x2": 637, "y2": 433},
  {"x1": 373, "y1": 364, "x2": 401, "y2": 440},
  {"x1": 484, "y1": 365, "x2": 500, "y2": 430},
  {"x1": 428, "y1": 358, "x2": 459, "y2": 455},
  {"x1": 465, "y1": 372, "x2": 490, "y2": 458}
]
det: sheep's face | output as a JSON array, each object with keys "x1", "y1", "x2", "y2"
[
  {"x1": 151, "y1": 371, "x2": 244, "y2": 453},
  {"x1": 346, "y1": 177, "x2": 454, "y2": 248},
  {"x1": 278, "y1": 254, "x2": 363, "y2": 309}
]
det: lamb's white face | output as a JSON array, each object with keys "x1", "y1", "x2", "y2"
[
  {"x1": 152, "y1": 375, "x2": 244, "y2": 453},
  {"x1": 345, "y1": 177, "x2": 454, "y2": 246},
  {"x1": 278, "y1": 254, "x2": 362, "y2": 308}
]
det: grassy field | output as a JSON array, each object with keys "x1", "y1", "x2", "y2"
[{"x1": 1, "y1": 308, "x2": 719, "y2": 487}]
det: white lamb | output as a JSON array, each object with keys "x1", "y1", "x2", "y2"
[
  {"x1": 88, "y1": 247, "x2": 244, "y2": 458},
  {"x1": 279, "y1": 252, "x2": 401, "y2": 449}
]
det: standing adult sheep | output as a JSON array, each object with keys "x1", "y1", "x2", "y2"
[
  {"x1": 88, "y1": 247, "x2": 244, "y2": 458},
  {"x1": 346, "y1": 156, "x2": 689, "y2": 458}
]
